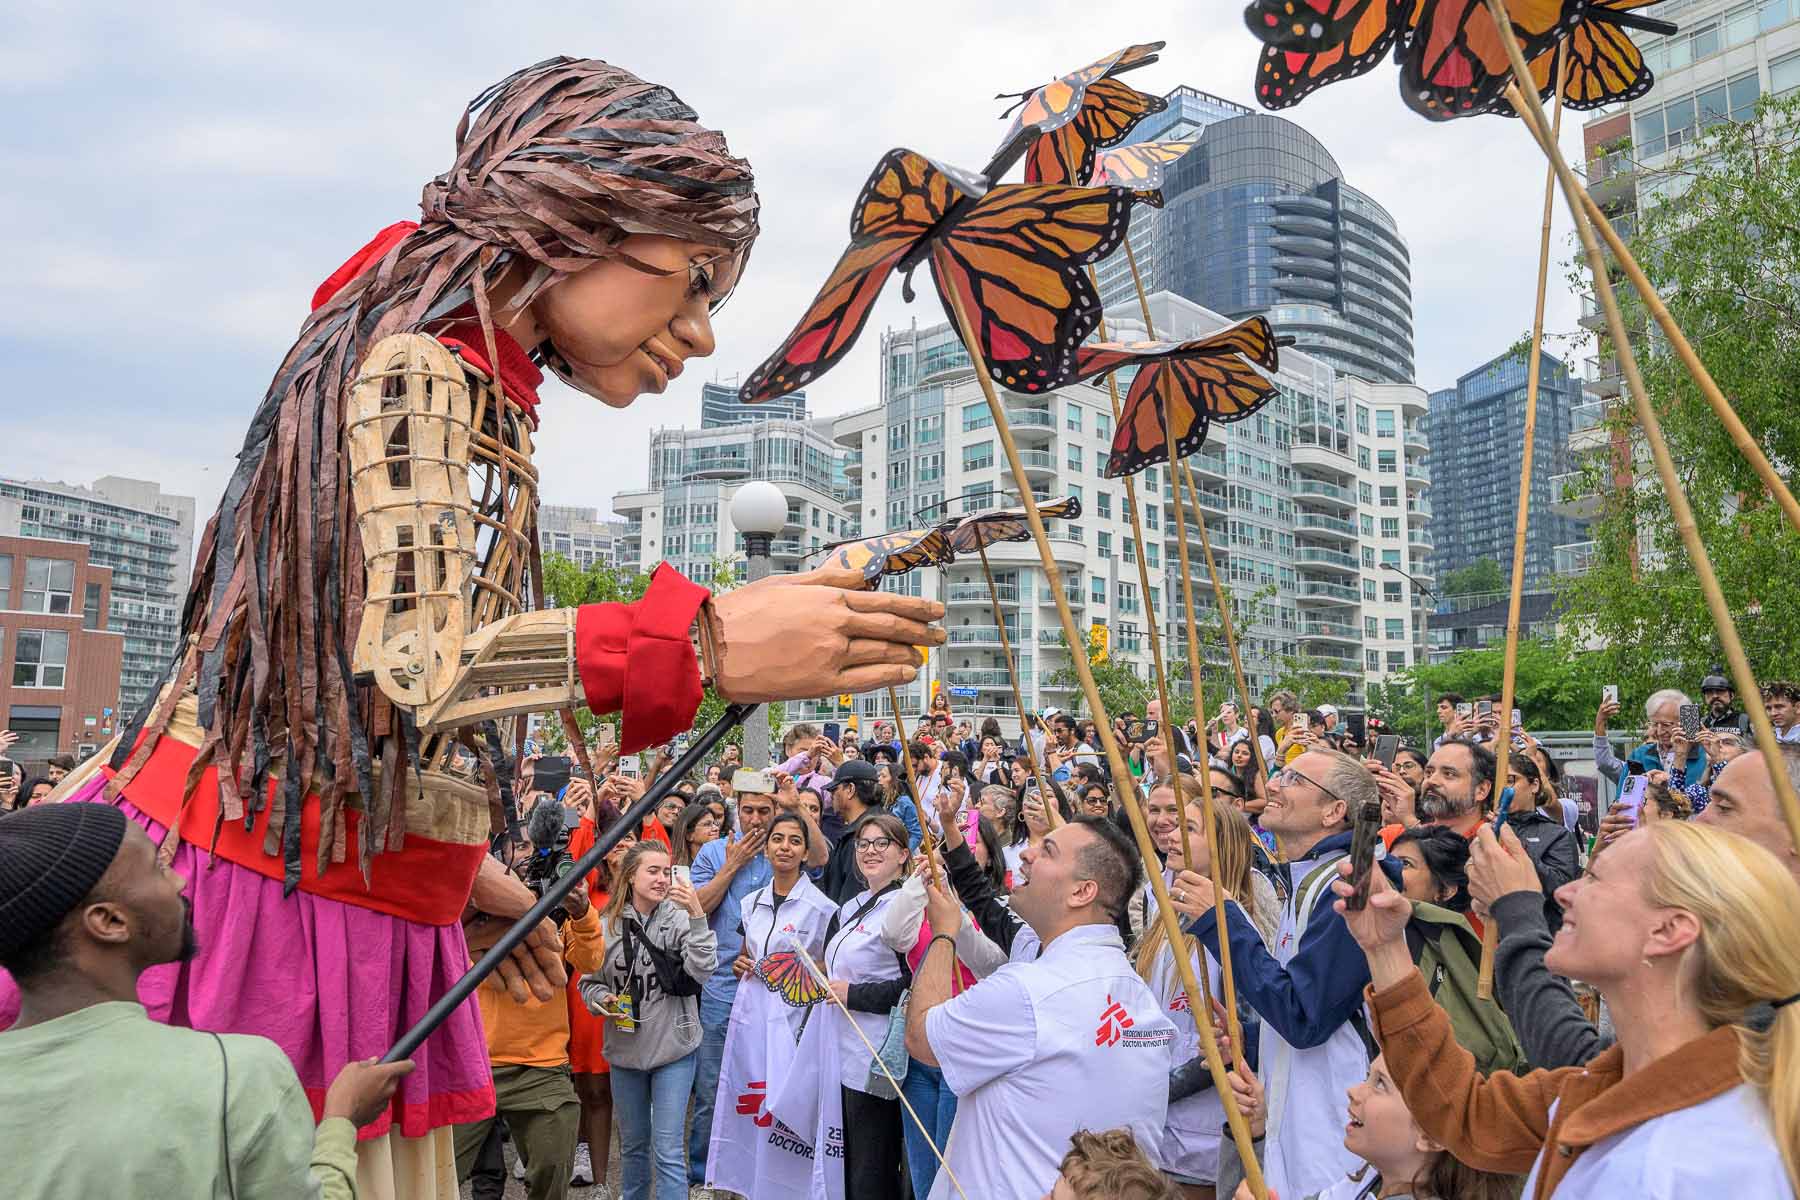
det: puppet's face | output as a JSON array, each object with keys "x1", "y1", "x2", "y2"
[{"x1": 532, "y1": 234, "x2": 742, "y2": 408}]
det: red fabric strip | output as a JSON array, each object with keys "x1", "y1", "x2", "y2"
[{"x1": 575, "y1": 563, "x2": 708, "y2": 753}]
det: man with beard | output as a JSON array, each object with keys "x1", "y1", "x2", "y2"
[
  {"x1": 0, "y1": 804, "x2": 411, "y2": 1198},
  {"x1": 1699, "y1": 671, "x2": 1753, "y2": 735},
  {"x1": 1413, "y1": 739, "x2": 1495, "y2": 838}
]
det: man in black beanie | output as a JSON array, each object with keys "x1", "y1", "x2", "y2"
[{"x1": 0, "y1": 803, "x2": 413, "y2": 1198}]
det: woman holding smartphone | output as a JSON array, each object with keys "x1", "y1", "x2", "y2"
[{"x1": 583, "y1": 842, "x2": 718, "y2": 1200}]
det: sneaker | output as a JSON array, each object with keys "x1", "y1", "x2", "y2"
[
  {"x1": 688, "y1": 1187, "x2": 713, "y2": 1200},
  {"x1": 571, "y1": 1142, "x2": 594, "y2": 1187},
  {"x1": 511, "y1": 1148, "x2": 527, "y2": 1181}
]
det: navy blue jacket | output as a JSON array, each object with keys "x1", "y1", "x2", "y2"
[{"x1": 1185, "y1": 828, "x2": 1400, "y2": 1050}]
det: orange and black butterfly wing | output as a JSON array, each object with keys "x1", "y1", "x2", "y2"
[
  {"x1": 1400, "y1": 0, "x2": 1582, "y2": 120},
  {"x1": 756, "y1": 951, "x2": 831, "y2": 1008},
  {"x1": 1092, "y1": 138, "x2": 1198, "y2": 191},
  {"x1": 1109, "y1": 365, "x2": 1211, "y2": 478},
  {"x1": 1252, "y1": 3, "x2": 1403, "y2": 109},
  {"x1": 996, "y1": 43, "x2": 1166, "y2": 171},
  {"x1": 1024, "y1": 77, "x2": 1170, "y2": 185},
  {"x1": 741, "y1": 150, "x2": 977, "y2": 403},
  {"x1": 945, "y1": 497, "x2": 1084, "y2": 554},
  {"x1": 1501, "y1": 0, "x2": 1654, "y2": 112},
  {"x1": 928, "y1": 184, "x2": 1134, "y2": 394},
  {"x1": 816, "y1": 527, "x2": 954, "y2": 586},
  {"x1": 1246, "y1": 0, "x2": 1400, "y2": 49}
]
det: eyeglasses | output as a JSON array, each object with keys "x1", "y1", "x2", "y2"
[
  {"x1": 855, "y1": 836, "x2": 898, "y2": 853},
  {"x1": 1272, "y1": 765, "x2": 1347, "y2": 808}
]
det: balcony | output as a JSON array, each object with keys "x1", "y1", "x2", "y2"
[
  {"x1": 1295, "y1": 511, "x2": 1357, "y2": 540},
  {"x1": 1038, "y1": 628, "x2": 1068, "y2": 646},
  {"x1": 947, "y1": 625, "x2": 1009, "y2": 646},
  {"x1": 1184, "y1": 450, "x2": 1228, "y2": 483},
  {"x1": 1294, "y1": 479, "x2": 1355, "y2": 510},
  {"x1": 1293, "y1": 442, "x2": 1355, "y2": 475},
  {"x1": 1301, "y1": 619, "x2": 1359, "y2": 644},
  {"x1": 1307, "y1": 652, "x2": 1364, "y2": 676},
  {"x1": 949, "y1": 583, "x2": 1017, "y2": 605},
  {"x1": 1295, "y1": 546, "x2": 1359, "y2": 573},
  {"x1": 1585, "y1": 146, "x2": 1636, "y2": 208},
  {"x1": 1554, "y1": 540, "x2": 1597, "y2": 577},
  {"x1": 1018, "y1": 449, "x2": 1057, "y2": 476},
  {"x1": 1403, "y1": 428, "x2": 1428, "y2": 454},
  {"x1": 1404, "y1": 462, "x2": 1431, "y2": 490},
  {"x1": 1007, "y1": 406, "x2": 1056, "y2": 441},
  {"x1": 1295, "y1": 580, "x2": 1360, "y2": 604},
  {"x1": 945, "y1": 669, "x2": 1016, "y2": 689},
  {"x1": 1407, "y1": 524, "x2": 1435, "y2": 549},
  {"x1": 1551, "y1": 471, "x2": 1602, "y2": 520}
]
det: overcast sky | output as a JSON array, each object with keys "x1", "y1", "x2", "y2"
[{"x1": 4, "y1": 0, "x2": 1591, "y2": 522}]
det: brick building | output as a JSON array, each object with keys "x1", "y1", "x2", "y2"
[{"x1": 0, "y1": 535, "x2": 124, "y2": 769}]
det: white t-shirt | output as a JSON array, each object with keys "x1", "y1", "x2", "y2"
[
  {"x1": 925, "y1": 923, "x2": 1176, "y2": 1200},
  {"x1": 823, "y1": 886, "x2": 906, "y2": 1093}
]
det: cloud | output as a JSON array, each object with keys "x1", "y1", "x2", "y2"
[{"x1": 3, "y1": 0, "x2": 1597, "y2": 521}]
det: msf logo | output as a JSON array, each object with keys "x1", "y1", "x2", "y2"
[
  {"x1": 1095, "y1": 994, "x2": 1135, "y2": 1047},
  {"x1": 736, "y1": 1081, "x2": 774, "y2": 1128}
]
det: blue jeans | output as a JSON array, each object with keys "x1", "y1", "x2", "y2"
[
  {"x1": 687, "y1": 991, "x2": 733, "y2": 1183},
  {"x1": 612, "y1": 1051, "x2": 699, "y2": 1200},
  {"x1": 899, "y1": 1058, "x2": 958, "y2": 1200}
]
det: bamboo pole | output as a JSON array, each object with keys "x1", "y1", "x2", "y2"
[
  {"x1": 936, "y1": 252, "x2": 1267, "y2": 1199},
  {"x1": 1490, "y1": 0, "x2": 1800, "y2": 856},
  {"x1": 973, "y1": 540, "x2": 1059, "y2": 828},
  {"x1": 1083, "y1": 266, "x2": 1196, "y2": 874},
  {"x1": 889, "y1": 687, "x2": 944, "y2": 889},
  {"x1": 1481, "y1": 43, "x2": 1567, "y2": 1001}
]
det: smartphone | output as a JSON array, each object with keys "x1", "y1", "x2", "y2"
[
  {"x1": 1455, "y1": 702, "x2": 1473, "y2": 719},
  {"x1": 1511, "y1": 708, "x2": 1522, "y2": 729},
  {"x1": 597, "y1": 722, "x2": 617, "y2": 748},
  {"x1": 561, "y1": 805, "x2": 582, "y2": 831},
  {"x1": 617, "y1": 756, "x2": 641, "y2": 779},
  {"x1": 1477, "y1": 699, "x2": 1494, "y2": 718},
  {"x1": 1143, "y1": 720, "x2": 1160, "y2": 740},
  {"x1": 1602, "y1": 685, "x2": 1619, "y2": 706},
  {"x1": 823, "y1": 721, "x2": 841, "y2": 743},
  {"x1": 1344, "y1": 797, "x2": 1386, "y2": 912},
  {"x1": 1374, "y1": 734, "x2": 1399, "y2": 768},
  {"x1": 535, "y1": 755, "x2": 573, "y2": 799},
  {"x1": 732, "y1": 767, "x2": 776, "y2": 794},
  {"x1": 1291, "y1": 713, "x2": 1307, "y2": 733},
  {"x1": 1679, "y1": 703, "x2": 1702, "y2": 738},
  {"x1": 1616, "y1": 773, "x2": 1649, "y2": 825},
  {"x1": 671, "y1": 864, "x2": 692, "y2": 887}
]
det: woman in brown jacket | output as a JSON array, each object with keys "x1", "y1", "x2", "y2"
[{"x1": 1331, "y1": 820, "x2": 1800, "y2": 1198}]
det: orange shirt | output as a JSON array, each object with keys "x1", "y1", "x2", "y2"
[
  {"x1": 475, "y1": 903, "x2": 607, "y2": 1068},
  {"x1": 1380, "y1": 819, "x2": 1485, "y2": 938}
]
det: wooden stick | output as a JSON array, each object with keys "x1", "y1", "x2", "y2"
[
  {"x1": 1119, "y1": 241, "x2": 1246, "y2": 1063},
  {"x1": 1082, "y1": 265, "x2": 1195, "y2": 875},
  {"x1": 889, "y1": 687, "x2": 943, "y2": 890},
  {"x1": 1490, "y1": 1, "x2": 1800, "y2": 856},
  {"x1": 1481, "y1": 42, "x2": 1566, "y2": 1002},
  {"x1": 937, "y1": 256, "x2": 1267, "y2": 1200},
  {"x1": 974, "y1": 541, "x2": 1059, "y2": 827}
]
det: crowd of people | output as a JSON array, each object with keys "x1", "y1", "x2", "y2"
[{"x1": 4, "y1": 671, "x2": 1800, "y2": 1200}]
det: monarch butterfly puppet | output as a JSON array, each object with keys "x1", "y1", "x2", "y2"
[
  {"x1": 994, "y1": 42, "x2": 1170, "y2": 186},
  {"x1": 943, "y1": 496, "x2": 1083, "y2": 555},
  {"x1": 756, "y1": 949, "x2": 832, "y2": 1008},
  {"x1": 813, "y1": 526, "x2": 955, "y2": 587},
  {"x1": 739, "y1": 148, "x2": 1134, "y2": 405},
  {"x1": 1074, "y1": 317, "x2": 1283, "y2": 478},
  {"x1": 1091, "y1": 136, "x2": 1200, "y2": 206},
  {"x1": 1245, "y1": 0, "x2": 1589, "y2": 120}
]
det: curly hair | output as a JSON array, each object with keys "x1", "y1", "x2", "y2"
[{"x1": 1053, "y1": 1128, "x2": 1179, "y2": 1200}]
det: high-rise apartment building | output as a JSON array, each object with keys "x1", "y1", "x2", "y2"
[
  {"x1": 699, "y1": 380, "x2": 807, "y2": 428},
  {"x1": 1098, "y1": 108, "x2": 1415, "y2": 385},
  {"x1": 0, "y1": 534, "x2": 125, "y2": 766},
  {"x1": 538, "y1": 505, "x2": 627, "y2": 570},
  {"x1": 0, "y1": 475, "x2": 195, "y2": 714},
  {"x1": 1426, "y1": 349, "x2": 1590, "y2": 590},
  {"x1": 612, "y1": 417, "x2": 853, "y2": 586},
  {"x1": 819, "y1": 294, "x2": 1431, "y2": 728}
]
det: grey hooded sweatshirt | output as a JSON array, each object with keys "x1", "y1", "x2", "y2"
[{"x1": 581, "y1": 899, "x2": 718, "y2": 1071}]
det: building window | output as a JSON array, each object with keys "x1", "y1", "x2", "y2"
[
  {"x1": 1363, "y1": 579, "x2": 1377, "y2": 600},
  {"x1": 1067, "y1": 444, "x2": 1084, "y2": 472},
  {"x1": 1375, "y1": 410, "x2": 1396, "y2": 437},
  {"x1": 1066, "y1": 402, "x2": 1083, "y2": 431},
  {"x1": 1380, "y1": 486, "x2": 1399, "y2": 508},
  {"x1": 1097, "y1": 492, "x2": 1112, "y2": 519},
  {"x1": 1066, "y1": 524, "x2": 1085, "y2": 544},
  {"x1": 1362, "y1": 547, "x2": 1376, "y2": 568},
  {"x1": 1383, "y1": 581, "x2": 1402, "y2": 602},
  {"x1": 1360, "y1": 514, "x2": 1375, "y2": 536},
  {"x1": 1097, "y1": 531, "x2": 1112, "y2": 556},
  {"x1": 1364, "y1": 616, "x2": 1379, "y2": 638},
  {"x1": 14, "y1": 630, "x2": 69, "y2": 688},
  {"x1": 1359, "y1": 482, "x2": 1374, "y2": 504},
  {"x1": 1146, "y1": 542, "x2": 1159, "y2": 568},
  {"x1": 1097, "y1": 413, "x2": 1111, "y2": 442},
  {"x1": 1386, "y1": 618, "x2": 1405, "y2": 640},
  {"x1": 82, "y1": 583, "x2": 103, "y2": 631},
  {"x1": 22, "y1": 558, "x2": 74, "y2": 614},
  {"x1": 1358, "y1": 447, "x2": 1371, "y2": 470},
  {"x1": 1124, "y1": 537, "x2": 1136, "y2": 564},
  {"x1": 962, "y1": 403, "x2": 993, "y2": 432},
  {"x1": 1381, "y1": 517, "x2": 1401, "y2": 539},
  {"x1": 1091, "y1": 577, "x2": 1107, "y2": 604},
  {"x1": 963, "y1": 440, "x2": 994, "y2": 472},
  {"x1": 916, "y1": 453, "x2": 943, "y2": 484},
  {"x1": 1366, "y1": 650, "x2": 1381, "y2": 670},
  {"x1": 0, "y1": 555, "x2": 10, "y2": 605},
  {"x1": 888, "y1": 423, "x2": 908, "y2": 453},
  {"x1": 1355, "y1": 405, "x2": 1370, "y2": 434},
  {"x1": 1387, "y1": 650, "x2": 1409, "y2": 671},
  {"x1": 1377, "y1": 450, "x2": 1397, "y2": 474}
]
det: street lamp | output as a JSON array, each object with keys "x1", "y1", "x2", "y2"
[
  {"x1": 1380, "y1": 562, "x2": 1439, "y2": 744},
  {"x1": 730, "y1": 480, "x2": 787, "y2": 767}
]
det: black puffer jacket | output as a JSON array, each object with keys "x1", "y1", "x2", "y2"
[{"x1": 1504, "y1": 805, "x2": 1579, "y2": 934}]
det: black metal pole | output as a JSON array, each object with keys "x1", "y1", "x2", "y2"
[{"x1": 383, "y1": 701, "x2": 760, "y2": 1063}]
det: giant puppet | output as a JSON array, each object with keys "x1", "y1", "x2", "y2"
[{"x1": 10, "y1": 57, "x2": 941, "y2": 1196}]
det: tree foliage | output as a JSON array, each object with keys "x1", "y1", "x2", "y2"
[
  {"x1": 1558, "y1": 95, "x2": 1800, "y2": 690},
  {"x1": 1366, "y1": 638, "x2": 1613, "y2": 742},
  {"x1": 1441, "y1": 558, "x2": 1506, "y2": 599}
]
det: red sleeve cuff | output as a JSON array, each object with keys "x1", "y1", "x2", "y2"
[{"x1": 574, "y1": 563, "x2": 709, "y2": 753}]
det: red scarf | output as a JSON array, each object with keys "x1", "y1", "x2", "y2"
[{"x1": 311, "y1": 221, "x2": 544, "y2": 427}]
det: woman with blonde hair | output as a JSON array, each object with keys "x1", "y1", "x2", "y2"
[
  {"x1": 1135, "y1": 795, "x2": 1272, "y2": 1196},
  {"x1": 1335, "y1": 819, "x2": 1800, "y2": 1195}
]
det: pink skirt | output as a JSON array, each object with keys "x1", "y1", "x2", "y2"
[{"x1": 0, "y1": 774, "x2": 494, "y2": 1140}]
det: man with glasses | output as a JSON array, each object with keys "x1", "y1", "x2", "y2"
[
  {"x1": 1166, "y1": 748, "x2": 1391, "y2": 1200},
  {"x1": 1594, "y1": 688, "x2": 1708, "y2": 787}
]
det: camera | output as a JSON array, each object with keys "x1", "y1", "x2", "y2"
[{"x1": 523, "y1": 801, "x2": 577, "y2": 923}]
